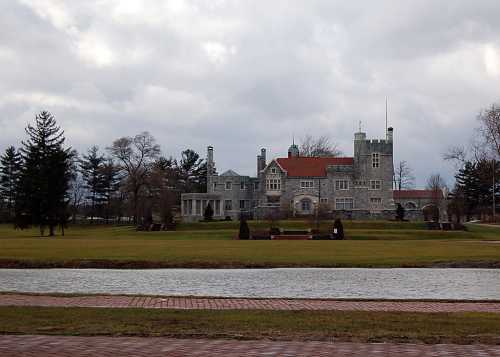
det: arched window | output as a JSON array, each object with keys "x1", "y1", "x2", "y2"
[
  {"x1": 405, "y1": 202, "x2": 417, "y2": 209},
  {"x1": 301, "y1": 198, "x2": 312, "y2": 213}
]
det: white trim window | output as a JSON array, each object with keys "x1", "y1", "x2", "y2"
[
  {"x1": 335, "y1": 180, "x2": 349, "y2": 190},
  {"x1": 271, "y1": 167, "x2": 277, "y2": 174},
  {"x1": 225, "y1": 181, "x2": 232, "y2": 190},
  {"x1": 224, "y1": 200, "x2": 232, "y2": 211},
  {"x1": 266, "y1": 178, "x2": 281, "y2": 191},
  {"x1": 240, "y1": 181, "x2": 247, "y2": 190},
  {"x1": 370, "y1": 197, "x2": 382, "y2": 204},
  {"x1": 335, "y1": 198, "x2": 354, "y2": 210},
  {"x1": 239, "y1": 200, "x2": 246, "y2": 210},
  {"x1": 300, "y1": 180, "x2": 314, "y2": 189},
  {"x1": 370, "y1": 180, "x2": 381, "y2": 190},
  {"x1": 372, "y1": 153, "x2": 380, "y2": 168}
]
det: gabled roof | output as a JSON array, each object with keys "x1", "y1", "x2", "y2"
[
  {"x1": 220, "y1": 169, "x2": 240, "y2": 177},
  {"x1": 275, "y1": 157, "x2": 354, "y2": 177},
  {"x1": 393, "y1": 190, "x2": 443, "y2": 199}
]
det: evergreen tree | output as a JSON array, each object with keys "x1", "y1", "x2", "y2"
[
  {"x1": 17, "y1": 111, "x2": 73, "y2": 236},
  {"x1": 0, "y1": 146, "x2": 22, "y2": 220},
  {"x1": 177, "y1": 149, "x2": 206, "y2": 193},
  {"x1": 239, "y1": 217, "x2": 250, "y2": 239},
  {"x1": 204, "y1": 203, "x2": 214, "y2": 221},
  {"x1": 79, "y1": 146, "x2": 106, "y2": 222}
]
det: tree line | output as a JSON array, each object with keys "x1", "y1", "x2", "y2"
[
  {"x1": 445, "y1": 104, "x2": 500, "y2": 222},
  {"x1": 0, "y1": 111, "x2": 207, "y2": 235}
]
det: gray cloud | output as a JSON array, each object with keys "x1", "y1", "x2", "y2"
[{"x1": 1, "y1": 0, "x2": 500, "y2": 187}]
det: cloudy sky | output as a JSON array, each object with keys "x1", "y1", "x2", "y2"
[{"x1": 1, "y1": 0, "x2": 499, "y2": 187}]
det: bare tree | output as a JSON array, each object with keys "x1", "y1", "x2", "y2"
[
  {"x1": 426, "y1": 173, "x2": 446, "y2": 192},
  {"x1": 299, "y1": 134, "x2": 342, "y2": 157},
  {"x1": 394, "y1": 160, "x2": 415, "y2": 190},
  {"x1": 443, "y1": 145, "x2": 467, "y2": 167},
  {"x1": 478, "y1": 104, "x2": 500, "y2": 158},
  {"x1": 108, "y1": 132, "x2": 160, "y2": 224}
]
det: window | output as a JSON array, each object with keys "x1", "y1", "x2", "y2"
[
  {"x1": 354, "y1": 180, "x2": 367, "y2": 187},
  {"x1": 335, "y1": 180, "x2": 349, "y2": 190},
  {"x1": 300, "y1": 180, "x2": 314, "y2": 189},
  {"x1": 271, "y1": 168, "x2": 277, "y2": 174},
  {"x1": 188, "y1": 200, "x2": 193, "y2": 214},
  {"x1": 195, "y1": 200, "x2": 201, "y2": 215},
  {"x1": 213, "y1": 182, "x2": 217, "y2": 191},
  {"x1": 215, "y1": 200, "x2": 221, "y2": 215},
  {"x1": 224, "y1": 200, "x2": 232, "y2": 211},
  {"x1": 254, "y1": 182, "x2": 259, "y2": 190},
  {"x1": 405, "y1": 201, "x2": 417, "y2": 209},
  {"x1": 301, "y1": 198, "x2": 312, "y2": 212},
  {"x1": 183, "y1": 200, "x2": 188, "y2": 215},
  {"x1": 370, "y1": 197, "x2": 382, "y2": 204},
  {"x1": 320, "y1": 198, "x2": 328, "y2": 204},
  {"x1": 266, "y1": 178, "x2": 281, "y2": 191},
  {"x1": 240, "y1": 181, "x2": 247, "y2": 190},
  {"x1": 370, "y1": 180, "x2": 381, "y2": 190},
  {"x1": 240, "y1": 200, "x2": 246, "y2": 209},
  {"x1": 372, "y1": 153, "x2": 380, "y2": 168},
  {"x1": 225, "y1": 181, "x2": 232, "y2": 190},
  {"x1": 335, "y1": 198, "x2": 354, "y2": 210}
]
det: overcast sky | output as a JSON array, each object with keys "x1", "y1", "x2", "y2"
[{"x1": 1, "y1": 1, "x2": 500, "y2": 187}]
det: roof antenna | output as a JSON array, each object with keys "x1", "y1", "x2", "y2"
[
  {"x1": 358, "y1": 120, "x2": 362, "y2": 132},
  {"x1": 292, "y1": 133, "x2": 295, "y2": 146}
]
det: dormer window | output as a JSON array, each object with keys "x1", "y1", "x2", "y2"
[
  {"x1": 225, "y1": 181, "x2": 232, "y2": 190},
  {"x1": 271, "y1": 167, "x2": 277, "y2": 174}
]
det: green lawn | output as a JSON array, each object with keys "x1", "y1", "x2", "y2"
[
  {"x1": 0, "y1": 222, "x2": 498, "y2": 268},
  {"x1": 1, "y1": 306, "x2": 498, "y2": 344}
]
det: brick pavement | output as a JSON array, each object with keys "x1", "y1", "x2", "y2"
[
  {"x1": 0, "y1": 335, "x2": 499, "y2": 357},
  {"x1": 1, "y1": 293, "x2": 499, "y2": 313}
]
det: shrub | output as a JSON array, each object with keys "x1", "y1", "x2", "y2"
[
  {"x1": 396, "y1": 203, "x2": 405, "y2": 221},
  {"x1": 332, "y1": 218, "x2": 344, "y2": 240},
  {"x1": 239, "y1": 218, "x2": 250, "y2": 239},
  {"x1": 204, "y1": 204, "x2": 214, "y2": 221}
]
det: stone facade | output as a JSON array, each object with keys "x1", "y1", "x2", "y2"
[{"x1": 181, "y1": 128, "x2": 404, "y2": 222}]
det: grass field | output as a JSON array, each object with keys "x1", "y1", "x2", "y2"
[
  {"x1": 1, "y1": 306, "x2": 498, "y2": 344},
  {"x1": 0, "y1": 222, "x2": 498, "y2": 268}
]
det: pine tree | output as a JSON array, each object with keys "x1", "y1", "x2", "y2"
[
  {"x1": 17, "y1": 111, "x2": 73, "y2": 236},
  {"x1": 0, "y1": 146, "x2": 22, "y2": 220},
  {"x1": 79, "y1": 146, "x2": 106, "y2": 222}
]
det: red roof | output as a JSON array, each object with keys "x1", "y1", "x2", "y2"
[
  {"x1": 276, "y1": 157, "x2": 353, "y2": 177},
  {"x1": 393, "y1": 190, "x2": 443, "y2": 199}
]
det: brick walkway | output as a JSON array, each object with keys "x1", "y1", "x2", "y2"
[
  {"x1": 0, "y1": 335, "x2": 499, "y2": 356},
  {"x1": 1, "y1": 293, "x2": 500, "y2": 313}
]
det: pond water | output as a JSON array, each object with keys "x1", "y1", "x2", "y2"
[{"x1": 0, "y1": 268, "x2": 499, "y2": 300}]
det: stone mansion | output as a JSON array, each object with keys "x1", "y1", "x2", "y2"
[{"x1": 180, "y1": 127, "x2": 433, "y2": 222}]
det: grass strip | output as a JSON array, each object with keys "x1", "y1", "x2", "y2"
[{"x1": 1, "y1": 306, "x2": 499, "y2": 344}]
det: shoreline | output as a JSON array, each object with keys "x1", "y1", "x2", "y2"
[{"x1": 0, "y1": 258, "x2": 499, "y2": 269}]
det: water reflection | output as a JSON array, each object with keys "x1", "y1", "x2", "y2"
[{"x1": 0, "y1": 268, "x2": 498, "y2": 300}]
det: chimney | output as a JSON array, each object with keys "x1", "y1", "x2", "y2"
[{"x1": 207, "y1": 146, "x2": 214, "y2": 175}]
